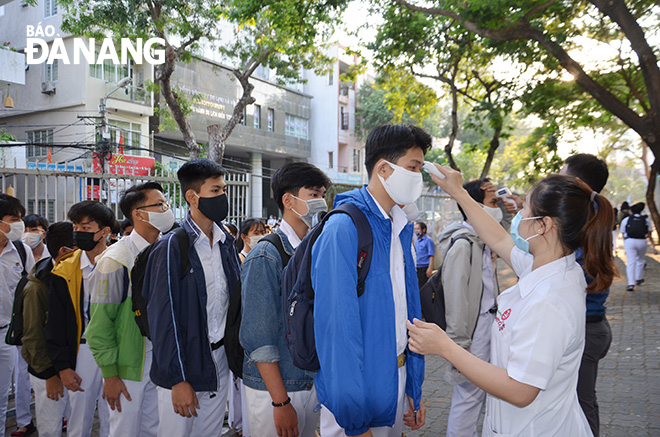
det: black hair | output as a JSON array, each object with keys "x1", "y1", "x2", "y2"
[
  {"x1": 67, "y1": 201, "x2": 115, "y2": 229},
  {"x1": 528, "y1": 174, "x2": 616, "y2": 292},
  {"x1": 631, "y1": 202, "x2": 645, "y2": 214},
  {"x1": 564, "y1": 153, "x2": 609, "y2": 193},
  {"x1": 235, "y1": 218, "x2": 266, "y2": 252},
  {"x1": 457, "y1": 178, "x2": 490, "y2": 221},
  {"x1": 225, "y1": 223, "x2": 238, "y2": 239},
  {"x1": 119, "y1": 181, "x2": 164, "y2": 223},
  {"x1": 23, "y1": 214, "x2": 49, "y2": 230},
  {"x1": 416, "y1": 221, "x2": 427, "y2": 233},
  {"x1": 177, "y1": 159, "x2": 227, "y2": 204},
  {"x1": 46, "y1": 222, "x2": 74, "y2": 259},
  {"x1": 111, "y1": 219, "x2": 120, "y2": 235},
  {"x1": 271, "y1": 162, "x2": 331, "y2": 211},
  {"x1": 364, "y1": 124, "x2": 432, "y2": 176},
  {"x1": 620, "y1": 201, "x2": 629, "y2": 210},
  {"x1": 120, "y1": 218, "x2": 133, "y2": 234},
  {"x1": 0, "y1": 194, "x2": 25, "y2": 219}
]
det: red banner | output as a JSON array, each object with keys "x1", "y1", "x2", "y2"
[{"x1": 93, "y1": 154, "x2": 155, "y2": 175}]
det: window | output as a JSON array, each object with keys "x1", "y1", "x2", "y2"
[
  {"x1": 253, "y1": 104, "x2": 261, "y2": 129},
  {"x1": 284, "y1": 114, "x2": 309, "y2": 140},
  {"x1": 340, "y1": 107, "x2": 349, "y2": 130},
  {"x1": 44, "y1": 0, "x2": 57, "y2": 17},
  {"x1": 352, "y1": 149, "x2": 361, "y2": 172},
  {"x1": 28, "y1": 200, "x2": 55, "y2": 222},
  {"x1": 328, "y1": 151, "x2": 334, "y2": 169},
  {"x1": 26, "y1": 129, "x2": 53, "y2": 158},
  {"x1": 106, "y1": 120, "x2": 141, "y2": 153},
  {"x1": 44, "y1": 60, "x2": 58, "y2": 82},
  {"x1": 267, "y1": 108, "x2": 274, "y2": 132},
  {"x1": 89, "y1": 46, "x2": 133, "y2": 83}
]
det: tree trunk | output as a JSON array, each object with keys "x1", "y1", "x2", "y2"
[
  {"x1": 646, "y1": 158, "x2": 659, "y2": 245},
  {"x1": 480, "y1": 124, "x2": 502, "y2": 178},
  {"x1": 155, "y1": 44, "x2": 202, "y2": 158},
  {"x1": 207, "y1": 69, "x2": 256, "y2": 164}
]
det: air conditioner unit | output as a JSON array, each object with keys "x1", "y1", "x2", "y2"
[{"x1": 40, "y1": 82, "x2": 56, "y2": 95}]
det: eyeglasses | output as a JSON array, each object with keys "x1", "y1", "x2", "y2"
[{"x1": 137, "y1": 202, "x2": 171, "y2": 212}]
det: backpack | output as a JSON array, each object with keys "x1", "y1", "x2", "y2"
[
  {"x1": 626, "y1": 215, "x2": 648, "y2": 239},
  {"x1": 5, "y1": 240, "x2": 29, "y2": 346},
  {"x1": 280, "y1": 203, "x2": 373, "y2": 372},
  {"x1": 419, "y1": 234, "x2": 471, "y2": 330},
  {"x1": 223, "y1": 233, "x2": 291, "y2": 379},
  {"x1": 131, "y1": 227, "x2": 190, "y2": 341}
]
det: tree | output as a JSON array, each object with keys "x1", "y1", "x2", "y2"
[{"x1": 391, "y1": 0, "x2": 660, "y2": 239}]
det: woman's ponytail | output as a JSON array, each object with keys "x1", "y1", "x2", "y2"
[{"x1": 580, "y1": 192, "x2": 617, "y2": 293}]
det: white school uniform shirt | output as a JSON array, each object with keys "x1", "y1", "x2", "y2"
[
  {"x1": 484, "y1": 247, "x2": 592, "y2": 436},
  {"x1": 189, "y1": 217, "x2": 229, "y2": 344},
  {"x1": 279, "y1": 219, "x2": 302, "y2": 249},
  {"x1": 367, "y1": 189, "x2": 408, "y2": 356},
  {"x1": 0, "y1": 240, "x2": 35, "y2": 326},
  {"x1": 620, "y1": 214, "x2": 652, "y2": 239},
  {"x1": 79, "y1": 250, "x2": 97, "y2": 339}
]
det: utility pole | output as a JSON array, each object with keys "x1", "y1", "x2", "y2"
[{"x1": 96, "y1": 77, "x2": 132, "y2": 173}]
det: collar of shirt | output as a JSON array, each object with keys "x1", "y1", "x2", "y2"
[
  {"x1": 518, "y1": 252, "x2": 577, "y2": 298},
  {"x1": 186, "y1": 215, "x2": 226, "y2": 246},
  {"x1": 279, "y1": 219, "x2": 303, "y2": 249},
  {"x1": 366, "y1": 188, "x2": 407, "y2": 236},
  {"x1": 79, "y1": 250, "x2": 94, "y2": 273},
  {"x1": 126, "y1": 229, "x2": 151, "y2": 255},
  {"x1": 0, "y1": 239, "x2": 17, "y2": 258}
]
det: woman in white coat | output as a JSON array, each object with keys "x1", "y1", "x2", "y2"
[{"x1": 409, "y1": 166, "x2": 616, "y2": 436}]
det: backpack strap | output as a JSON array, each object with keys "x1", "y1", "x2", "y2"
[
  {"x1": 12, "y1": 240, "x2": 27, "y2": 276},
  {"x1": 171, "y1": 227, "x2": 190, "y2": 279},
  {"x1": 262, "y1": 233, "x2": 292, "y2": 268},
  {"x1": 333, "y1": 203, "x2": 373, "y2": 297}
]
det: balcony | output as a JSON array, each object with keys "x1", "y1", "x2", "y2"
[{"x1": 105, "y1": 83, "x2": 151, "y2": 106}]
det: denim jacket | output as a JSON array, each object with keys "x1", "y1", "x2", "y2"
[{"x1": 239, "y1": 228, "x2": 316, "y2": 391}]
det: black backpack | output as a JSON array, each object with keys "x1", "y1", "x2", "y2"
[
  {"x1": 5, "y1": 240, "x2": 29, "y2": 346},
  {"x1": 131, "y1": 227, "x2": 190, "y2": 340},
  {"x1": 280, "y1": 203, "x2": 373, "y2": 371},
  {"x1": 626, "y1": 215, "x2": 648, "y2": 239},
  {"x1": 419, "y1": 234, "x2": 471, "y2": 330},
  {"x1": 224, "y1": 233, "x2": 291, "y2": 379}
]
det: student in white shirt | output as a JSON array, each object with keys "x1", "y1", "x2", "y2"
[
  {"x1": 0, "y1": 194, "x2": 36, "y2": 437},
  {"x1": 409, "y1": 167, "x2": 616, "y2": 436}
]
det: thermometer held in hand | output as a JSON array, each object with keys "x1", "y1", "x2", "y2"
[{"x1": 422, "y1": 162, "x2": 445, "y2": 180}]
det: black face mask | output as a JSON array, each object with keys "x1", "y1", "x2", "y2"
[
  {"x1": 73, "y1": 230, "x2": 102, "y2": 252},
  {"x1": 196, "y1": 193, "x2": 229, "y2": 223}
]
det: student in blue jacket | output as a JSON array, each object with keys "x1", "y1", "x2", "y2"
[
  {"x1": 142, "y1": 159, "x2": 241, "y2": 436},
  {"x1": 312, "y1": 124, "x2": 429, "y2": 437}
]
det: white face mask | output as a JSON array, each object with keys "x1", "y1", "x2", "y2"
[
  {"x1": 248, "y1": 235, "x2": 263, "y2": 249},
  {"x1": 22, "y1": 232, "x2": 43, "y2": 249},
  {"x1": 143, "y1": 209, "x2": 175, "y2": 233},
  {"x1": 483, "y1": 205, "x2": 503, "y2": 223},
  {"x1": 377, "y1": 160, "x2": 423, "y2": 206},
  {"x1": 1, "y1": 220, "x2": 25, "y2": 241}
]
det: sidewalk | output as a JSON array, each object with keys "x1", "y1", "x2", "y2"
[
  {"x1": 5, "y1": 249, "x2": 660, "y2": 436},
  {"x1": 406, "y1": 248, "x2": 660, "y2": 436}
]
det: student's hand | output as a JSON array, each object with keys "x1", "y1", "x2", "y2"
[
  {"x1": 503, "y1": 195, "x2": 521, "y2": 212},
  {"x1": 403, "y1": 396, "x2": 425, "y2": 430},
  {"x1": 273, "y1": 403, "x2": 299, "y2": 437},
  {"x1": 59, "y1": 368, "x2": 84, "y2": 392},
  {"x1": 171, "y1": 381, "x2": 199, "y2": 418},
  {"x1": 407, "y1": 318, "x2": 451, "y2": 357},
  {"x1": 46, "y1": 375, "x2": 65, "y2": 401},
  {"x1": 425, "y1": 266, "x2": 433, "y2": 278},
  {"x1": 103, "y1": 376, "x2": 132, "y2": 412},
  {"x1": 425, "y1": 164, "x2": 463, "y2": 197}
]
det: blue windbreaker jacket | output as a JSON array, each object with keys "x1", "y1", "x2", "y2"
[
  {"x1": 143, "y1": 215, "x2": 241, "y2": 392},
  {"x1": 311, "y1": 186, "x2": 425, "y2": 436}
]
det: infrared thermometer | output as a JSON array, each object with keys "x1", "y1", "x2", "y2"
[
  {"x1": 422, "y1": 162, "x2": 445, "y2": 180},
  {"x1": 496, "y1": 187, "x2": 517, "y2": 208}
]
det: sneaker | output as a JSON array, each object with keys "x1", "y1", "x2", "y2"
[
  {"x1": 636, "y1": 279, "x2": 645, "y2": 285},
  {"x1": 626, "y1": 285, "x2": 635, "y2": 292}
]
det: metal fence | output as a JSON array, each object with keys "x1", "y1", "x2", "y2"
[{"x1": 0, "y1": 164, "x2": 250, "y2": 224}]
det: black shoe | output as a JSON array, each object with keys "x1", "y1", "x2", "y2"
[
  {"x1": 636, "y1": 279, "x2": 645, "y2": 285},
  {"x1": 626, "y1": 285, "x2": 635, "y2": 292},
  {"x1": 10, "y1": 422, "x2": 37, "y2": 437}
]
